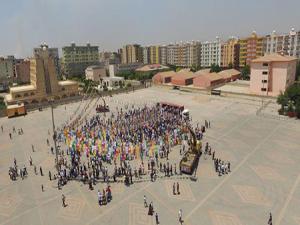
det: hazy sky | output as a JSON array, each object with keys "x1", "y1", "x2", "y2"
[{"x1": 1, "y1": 0, "x2": 300, "y2": 57}]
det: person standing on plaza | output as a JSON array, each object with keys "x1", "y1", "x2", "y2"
[
  {"x1": 178, "y1": 209, "x2": 183, "y2": 224},
  {"x1": 155, "y1": 212, "x2": 159, "y2": 224},
  {"x1": 268, "y1": 212, "x2": 272, "y2": 225},
  {"x1": 40, "y1": 166, "x2": 43, "y2": 176},
  {"x1": 177, "y1": 182, "x2": 180, "y2": 195},
  {"x1": 1, "y1": 125, "x2": 3, "y2": 132},
  {"x1": 173, "y1": 182, "x2": 176, "y2": 195},
  {"x1": 62, "y1": 194, "x2": 66, "y2": 207},
  {"x1": 144, "y1": 195, "x2": 148, "y2": 207}
]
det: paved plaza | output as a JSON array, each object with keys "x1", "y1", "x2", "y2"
[{"x1": 0, "y1": 86, "x2": 300, "y2": 225}]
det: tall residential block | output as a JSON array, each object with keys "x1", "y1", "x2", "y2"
[
  {"x1": 239, "y1": 31, "x2": 264, "y2": 67},
  {"x1": 121, "y1": 44, "x2": 143, "y2": 64},
  {"x1": 143, "y1": 47, "x2": 150, "y2": 64},
  {"x1": 160, "y1": 45, "x2": 167, "y2": 65},
  {"x1": 0, "y1": 56, "x2": 15, "y2": 90},
  {"x1": 15, "y1": 59, "x2": 30, "y2": 84},
  {"x1": 149, "y1": 46, "x2": 160, "y2": 64},
  {"x1": 221, "y1": 38, "x2": 240, "y2": 68},
  {"x1": 201, "y1": 37, "x2": 221, "y2": 67},
  {"x1": 62, "y1": 43, "x2": 99, "y2": 77},
  {"x1": 263, "y1": 28, "x2": 300, "y2": 58},
  {"x1": 166, "y1": 41, "x2": 201, "y2": 67}
]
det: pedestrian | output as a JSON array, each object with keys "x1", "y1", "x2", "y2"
[
  {"x1": 177, "y1": 182, "x2": 180, "y2": 195},
  {"x1": 268, "y1": 212, "x2": 272, "y2": 225},
  {"x1": 173, "y1": 182, "x2": 176, "y2": 195},
  {"x1": 40, "y1": 166, "x2": 43, "y2": 176},
  {"x1": 1, "y1": 125, "x2": 3, "y2": 132},
  {"x1": 62, "y1": 194, "x2": 66, "y2": 207},
  {"x1": 179, "y1": 209, "x2": 183, "y2": 224},
  {"x1": 29, "y1": 156, "x2": 32, "y2": 166},
  {"x1": 49, "y1": 171, "x2": 52, "y2": 180},
  {"x1": 9, "y1": 133, "x2": 12, "y2": 139},
  {"x1": 144, "y1": 195, "x2": 148, "y2": 207},
  {"x1": 32, "y1": 144, "x2": 35, "y2": 152},
  {"x1": 41, "y1": 184, "x2": 44, "y2": 192},
  {"x1": 155, "y1": 212, "x2": 159, "y2": 224},
  {"x1": 34, "y1": 165, "x2": 37, "y2": 175}
]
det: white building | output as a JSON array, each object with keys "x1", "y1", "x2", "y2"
[
  {"x1": 200, "y1": 37, "x2": 221, "y2": 67},
  {"x1": 263, "y1": 28, "x2": 300, "y2": 58},
  {"x1": 85, "y1": 65, "x2": 106, "y2": 82}
]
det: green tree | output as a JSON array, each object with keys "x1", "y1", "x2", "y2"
[
  {"x1": 296, "y1": 60, "x2": 300, "y2": 81},
  {"x1": 210, "y1": 63, "x2": 221, "y2": 73},
  {"x1": 241, "y1": 65, "x2": 250, "y2": 80},
  {"x1": 277, "y1": 92, "x2": 289, "y2": 110}
]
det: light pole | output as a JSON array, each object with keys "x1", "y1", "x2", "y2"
[{"x1": 50, "y1": 99, "x2": 59, "y2": 172}]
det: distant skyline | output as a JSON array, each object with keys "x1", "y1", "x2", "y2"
[{"x1": 1, "y1": 0, "x2": 300, "y2": 58}]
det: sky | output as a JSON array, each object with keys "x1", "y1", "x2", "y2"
[{"x1": 1, "y1": 0, "x2": 300, "y2": 58}]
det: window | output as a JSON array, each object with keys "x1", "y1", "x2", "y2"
[
  {"x1": 261, "y1": 88, "x2": 267, "y2": 91},
  {"x1": 263, "y1": 63, "x2": 268, "y2": 66},
  {"x1": 262, "y1": 80, "x2": 268, "y2": 83},
  {"x1": 262, "y1": 71, "x2": 268, "y2": 75}
]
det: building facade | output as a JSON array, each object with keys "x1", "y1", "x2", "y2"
[
  {"x1": 221, "y1": 38, "x2": 239, "y2": 68},
  {"x1": 160, "y1": 45, "x2": 167, "y2": 65},
  {"x1": 34, "y1": 46, "x2": 60, "y2": 79},
  {"x1": 143, "y1": 47, "x2": 150, "y2": 64},
  {"x1": 263, "y1": 28, "x2": 300, "y2": 58},
  {"x1": 201, "y1": 37, "x2": 221, "y2": 68},
  {"x1": 121, "y1": 44, "x2": 143, "y2": 64},
  {"x1": 62, "y1": 43, "x2": 99, "y2": 77},
  {"x1": 0, "y1": 56, "x2": 15, "y2": 91},
  {"x1": 250, "y1": 54, "x2": 297, "y2": 96},
  {"x1": 166, "y1": 41, "x2": 201, "y2": 67},
  {"x1": 5, "y1": 44, "x2": 78, "y2": 105},
  {"x1": 85, "y1": 65, "x2": 106, "y2": 82},
  {"x1": 15, "y1": 59, "x2": 30, "y2": 84},
  {"x1": 149, "y1": 46, "x2": 160, "y2": 64},
  {"x1": 239, "y1": 31, "x2": 264, "y2": 67}
]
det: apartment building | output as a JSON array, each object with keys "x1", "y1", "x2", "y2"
[
  {"x1": 221, "y1": 38, "x2": 240, "y2": 68},
  {"x1": 143, "y1": 47, "x2": 150, "y2": 64},
  {"x1": 201, "y1": 37, "x2": 221, "y2": 68},
  {"x1": 160, "y1": 45, "x2": 167, "y2": 65},
  {"x1": 149, "y1": 46, "x2": 160, "y2": 64},
  {"x1": 62, "y1": 43, "x2": 99, "y2": 77},
  {"x1": 121, "y1": 44, "x2": 143, "y2": 64},
  {"x1": 166, "y1": 41, "x2": 201, "y2": 67},
  {"x1": 250, "y1": 54, "x2": 297, "y2": 96},
  {"x1": 0, "y1": 56, "x2": 15, "y2": 91},
  {"x1": 263, "y1": 28, "x2": 300, "y2": 58},
  {"x1": 239, "y1": 31, "x2": 264, "y2": 67}
]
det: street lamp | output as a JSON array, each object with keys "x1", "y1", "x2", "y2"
[{"x1": 49, "y1": 98, "x2": 59, "y2": 172}]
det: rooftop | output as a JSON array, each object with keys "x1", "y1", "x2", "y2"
[
  {"x1": 9, "y1": 85, "x2": 36, "y2": 93},
  {"x1": 58, "y1": 80, "x2": 78, "y2": 86},
  {"x1": 251, "y1": 53, "x2": 297, "y2": 63}
]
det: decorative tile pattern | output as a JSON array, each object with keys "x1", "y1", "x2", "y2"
[
  {"x1": 266, "y1": 151, "x2": 294, "y2": 164},
  {"x1": 164, "y1": 180, "x2": 195, "y2": 202},
  {"x1": 58, "y1": 197, "x2": 85, "y2": 221},
  {"x1": 198, "y1": 163, "x2": 217, "y2": 178},
  {"x1": 232, "y1": 185, "x2": 270, "y2": 206},
  {"x1": 209, "y1": 210, "x2": 243, "y2": 225},
  {"x1": 0, "y1": 194, "x2": 22, "y2": 217},
  {"x1": 128, "y1": 203, "x2": 154, "y2": 225},
  {"x1": 251, "y1": 165, "x2": 283, "y2": 181}
]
